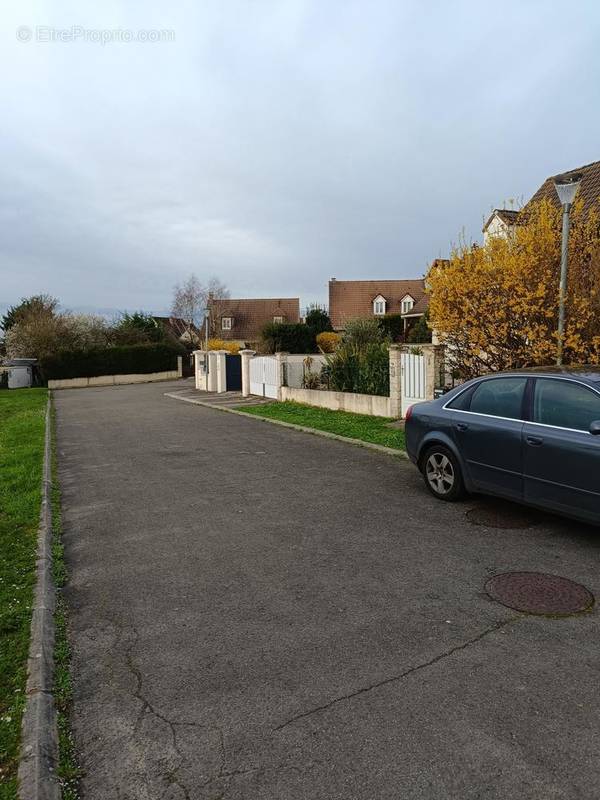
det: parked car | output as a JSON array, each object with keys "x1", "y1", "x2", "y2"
[{"x1": 404, "y1": 367, "x2": 600, "y2": 525}]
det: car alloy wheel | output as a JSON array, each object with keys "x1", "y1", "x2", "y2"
[{"x1": 425, "y1": 452, "x2": 455, "y2": 496}]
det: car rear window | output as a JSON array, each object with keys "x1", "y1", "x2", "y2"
[
  {"x1": 468, "y1": 377, "x2": 527, "y2": 419},
  {"x1": 533, "y1": 378, "x2": 600, "y2": 431},
  {"x1": 446, "y1": 386, "x2": 474, "y2": 411}
]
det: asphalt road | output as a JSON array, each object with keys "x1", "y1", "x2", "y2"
[{"x1": 55, "y1": 381, "x2": 600, "y2": 800}]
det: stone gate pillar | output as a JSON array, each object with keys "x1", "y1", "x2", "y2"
[
  {"x1": 274, "y1": 352, "x2": 288, "y2": 401},
  {"x1": 388, "y1": 345, "x2": 402, "y2": 418},
  {"x1": 239, "y1": 350, "x2": 255, "y2": 397},
  {"x1": 215, "y1": 351, "x2": 228, "y2": 393},
  {"x1": 207, "y1": 351, "x2": 218, "y2": 392}
]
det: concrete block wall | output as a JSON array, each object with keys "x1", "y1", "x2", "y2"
[
  {"x1": 48, "y1": 358, "x2": 183, "y2": 390},
  {"x1": 280, "y1": 386, "x2": 391, "y2": 417}
]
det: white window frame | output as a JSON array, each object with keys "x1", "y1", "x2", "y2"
[
  {"x1": 221, "y1": 317, "x2": 233, "y2": 331},
  {"x1": 273, "y1": 315, "x2": 284, "y2": 324},
  {"x1": 373, "y1": 296, "x2": 386, "y2": 316},
  {"x1": 401, "y1": 295, "x2": 415, "y2": 314}
]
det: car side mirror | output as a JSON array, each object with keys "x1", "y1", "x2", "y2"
[{"x1": 589, "y1": 420, "x2": 600, "y2": 435}]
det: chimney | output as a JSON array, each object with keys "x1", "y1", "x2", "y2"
[{"x1": 330, "y1": 277, "x2": 336, "y2": 282}]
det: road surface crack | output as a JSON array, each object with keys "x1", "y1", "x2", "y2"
[
  {"x1": 274, "y1": 616, "x2": 517, "y2": 732},
  {"x1": 124, "y1": 627, "x2": 258, "y2": 799},
  {"x1": 124, "y1": 628, "x2": 193, "y2": 799}
]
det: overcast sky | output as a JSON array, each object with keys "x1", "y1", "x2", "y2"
[{"x1": 1, "y1": 0, "x2": 599, "y2": 315}]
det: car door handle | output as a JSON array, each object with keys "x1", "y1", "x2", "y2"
[
  {"x1": 455, "y1": 422, "x2": 468, "y2": 432},
  {"x1": 526, "y1": 435, "x2": 544, "y2": 447}
]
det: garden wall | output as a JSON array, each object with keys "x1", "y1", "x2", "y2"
[
  {"x1": 48, "y1": 358, "x2": 182, "y2": 389},
  {"x1": 280, "y1": 386, "x2": 391, "y2": 417}
]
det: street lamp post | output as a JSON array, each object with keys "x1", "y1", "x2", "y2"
[
  {"x1": 554, "y1": 172, "x2": 582, "y2": 366},
  {"x1": 203, "y1": 307, "x2": 210, "y2": 381},
  {"x1": 204, "y1": 307, "x2": 210, "y2": 352}
]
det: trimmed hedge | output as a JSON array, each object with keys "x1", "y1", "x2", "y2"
[
  {"x1": 316, "y1": 331, "x2": 341, "y2": 353},
  {"x1": 261, "y1": 322, "x2": 317, "y2": 354},
  {"x1": 39, "y1": 342, "x2": 185, "y2": 381}
]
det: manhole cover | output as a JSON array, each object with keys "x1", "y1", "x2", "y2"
[
  {"x1": 467, "y1": 505, "x2": 539, "y2": 529},
  {"x1": 485, "y1": 572, "x2": 594, "y2": 616}
]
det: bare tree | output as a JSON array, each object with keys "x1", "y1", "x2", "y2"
[{"x1": 171, "y1": 275, "x2": 229, "y2": 345}]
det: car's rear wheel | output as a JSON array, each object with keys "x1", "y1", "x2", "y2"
[{"x1": 421, "y1": 444, "x2": 465, "y2": 501}]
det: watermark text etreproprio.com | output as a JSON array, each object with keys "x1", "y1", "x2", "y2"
[{"x1": 16, "y1": 26, "x2": 175, "y2": 44}]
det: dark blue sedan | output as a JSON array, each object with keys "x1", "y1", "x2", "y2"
[{"x1": 405, "y1": 367, "x2": 600, "y2": 525}]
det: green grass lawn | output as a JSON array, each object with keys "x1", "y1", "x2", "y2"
[
  {"x1": 236, "y1": 400, "x2": 406, "y2": 451},
  {"x1": 0, "y1": 388, "x2": 47, "y2": 798}
]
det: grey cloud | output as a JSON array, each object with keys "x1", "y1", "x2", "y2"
[{"x1": 1, "y1": 0, "x2": 599, "y2": 313}]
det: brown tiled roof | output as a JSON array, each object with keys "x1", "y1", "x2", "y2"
[
  {"x1": 482, "y1": 208, "x2": 520, "y2": 232},
  {"x1": 328, "y1": 279, "x2": 427, "y2": 329},
  {"x1": 526, "y1": 160, "x2": 600, "y2": 211},
  {"x1": 208, "y1": 297, "x2": 300, "y2": 342}
]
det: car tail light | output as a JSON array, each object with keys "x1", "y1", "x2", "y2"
[{"x1": 404, "y1": 405, "x2": 413, "y2": 421}]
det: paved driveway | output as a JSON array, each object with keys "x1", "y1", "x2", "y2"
[{"x1": 55, "y1": 381, "x2": 600, "y2": 800}]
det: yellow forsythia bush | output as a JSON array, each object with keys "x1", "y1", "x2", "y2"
[
  {"x1": 207, "y1": 339, "x2": 241, "y2": 353},
  {"x1": 316, "y1": 331, "x2": 341, "y2": 353},
  {"x1": 428, "y1": 198, "x2": 600, "y2": 376}
]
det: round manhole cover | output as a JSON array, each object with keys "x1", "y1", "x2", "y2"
[
  {"x1": 467, "y1": 505, "x2": 539, "y2": 529},
  {"x1": 485, "y1": 572, "x2": 594, "y2": 616}
]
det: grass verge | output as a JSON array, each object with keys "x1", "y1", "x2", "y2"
[
  {"x1": 0, "y1": 389, "x2": 47, "y2": 798},
  {"x1": 235, "y1": 400, "x2": 406, "y2": 451}
]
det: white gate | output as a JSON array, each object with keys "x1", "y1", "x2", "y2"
[
  {"x1": 401, "y1": 352, "x2": 426, "y2": 416},
  {"x1": 249, "y1": 356, "x2": 279, "y2": 399}
]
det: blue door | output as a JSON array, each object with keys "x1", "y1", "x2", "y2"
[
  {"x1": 523, "y1": 377, "x2": 600, "y2": 523},
  {"x1": 451, "y1": 376, "x2": 527, "y2": 499},
  {"x1": 225, "y1": 354, "x2": 242, "y2": 391}
]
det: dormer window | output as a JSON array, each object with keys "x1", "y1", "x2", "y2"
[
  {"x1": 273, "y1": 315, "x2": 284, "y2": 324},
  {"x1": 401, "y1": 295, "x2": 415, "y2": 314},
  {"x1": 221, "y1": 316, "x2": 233, "y2": 330},
  {"x1": 373, "y1": 295, "x2": 386, "y2": 316}
]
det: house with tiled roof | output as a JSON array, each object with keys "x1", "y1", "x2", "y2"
[
  {"x1": 328, "y1": 277, "x2": 429, "y2": 335},
  {"x1": 527, "y1": 160, "x2": 600, "y2": 210},
  {"x1": 482, "y1": 208, "x2": 520, "y2": 243},
  {"x1": 482, "y1": 159, "x2": 600, "y2": 241},
  {"x1": 207, "y1": 296, "x2": 300, "y2": 347}
]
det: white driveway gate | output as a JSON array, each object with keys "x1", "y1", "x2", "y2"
[
  {"x1": 249, "y1": 356, "x2": 279, "y2": 399},
  {"x1": 401, "y1": 352, "x2": 426, "y2": 415}
]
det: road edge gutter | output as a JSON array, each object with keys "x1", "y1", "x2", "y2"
[
  {"x1": 18, "y1": 394, "x2": 61, "y2": 800},
  {"x1": 164, "y1": 392, "x2": 408, "y2": 459}
]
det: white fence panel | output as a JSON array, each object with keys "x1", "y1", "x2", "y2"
[
  {"x1": 249, "y1": 356, "x2": 279, "y2": 398},
  {"x1": 262, "y1": 357, "x2": 279, "y2": 399},
  {"x1": 401, "y1": 352, "x2": 426, "y2": 415},
  {"x1": 249, "y1": 357, "x2": 263, "y2": 396}
]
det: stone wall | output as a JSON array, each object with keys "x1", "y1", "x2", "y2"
[{"x1": 280, "y1": 386, "x2": 391, "y2": 417}]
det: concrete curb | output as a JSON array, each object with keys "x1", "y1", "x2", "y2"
[
  {"x1": 164, "y1": 392, "x2": 408, "y2": 460},
  {"x1": 18, "y1": 396, "x2": 61, "y2": 800}
]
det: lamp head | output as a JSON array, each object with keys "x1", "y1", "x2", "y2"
[{"x1": 554, "y1": 172, "x2": 582, "y2": 206}]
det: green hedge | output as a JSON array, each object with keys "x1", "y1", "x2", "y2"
[
  {"x1": 378, "y1": 313, "x2": 404, "y2": 342},
  {"x1": 261, "y1": 322, "x2": 317, "y2": 354},
  {"x1": 39, "y1": 342, "x2": 185, "y2": 381}
]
